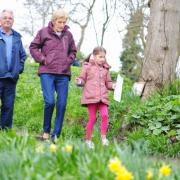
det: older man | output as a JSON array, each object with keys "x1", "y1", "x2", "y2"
[{"x1": 0, "y1": 10, "x2": 27, "y2": 130}]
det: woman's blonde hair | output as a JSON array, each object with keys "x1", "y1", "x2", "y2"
[{"x1": 51, "y1": 9, "x2": 68, "y2": 21}]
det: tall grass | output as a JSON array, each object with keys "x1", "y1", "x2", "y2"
[
  {"x1": 0, "y1": 61, "x2": 180, "y2": 179},
  {"x1": 0, "y1": 131, "x2": 179, "y2": 179}
]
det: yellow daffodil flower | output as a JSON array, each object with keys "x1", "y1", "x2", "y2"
[
  {"x1": 35, "y1": 144, "x2": 44, "y2": 153},
  {"x1": 146, "y1": 170, "x2": 153, "y2": 180},
  {"x1": 159, "y1": 164, "x2": 171, "y2": 177},
  {"x1": 63, "y1": 144, "x2": 73, "y2": 153},
  {"x1": 108, "y1": 157, "x2": 122, "y2": 174},
  {"x1": 116, "y1": 168, "x2": 134, "y2": 180},
  {"x1": 49, "y1": 144, "x2": 57, "y2": 153}
]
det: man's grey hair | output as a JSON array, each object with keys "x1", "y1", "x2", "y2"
[{"x1": 0, "y1": 9, "x2": 14, "y2": 19}]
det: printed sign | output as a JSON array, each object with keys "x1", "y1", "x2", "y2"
[{"x1": 113, "y1": 74, "x2": 123, "y2": 102}]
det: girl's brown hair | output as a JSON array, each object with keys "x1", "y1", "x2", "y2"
[{"x1": 84, "y1": 46, "x2": 106, "y2": 62}]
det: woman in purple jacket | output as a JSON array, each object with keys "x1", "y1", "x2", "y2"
[{"x1": 29, "y1": 9, "x2": 77, "y2": 143}]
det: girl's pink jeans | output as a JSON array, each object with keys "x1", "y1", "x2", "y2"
[{"x1": 86, "y1": 102, "x2": 108, "y2": 140}]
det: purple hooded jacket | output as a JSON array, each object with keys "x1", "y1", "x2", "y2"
[{"x1": 29, "y1": 22, "x2": 77, "y2": 76}]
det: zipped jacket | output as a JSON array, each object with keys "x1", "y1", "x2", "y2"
[
  {"x1": 78, "y1": 60, "x2": 113, "y2": 106},
  {"x1": 29, "y1": 22, "x2": 77, "y2": 76},
  {"x1": 0, "y1": 29, "x2": 27, "y2": 81}
]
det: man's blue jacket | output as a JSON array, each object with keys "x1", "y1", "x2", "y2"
[{"x1": 0, "y1": 29, "x2": 26, "y2": 81}]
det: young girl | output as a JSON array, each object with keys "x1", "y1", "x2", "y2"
[{"x1": 76, "y1": 47, "x2": 115, "y2": 148}]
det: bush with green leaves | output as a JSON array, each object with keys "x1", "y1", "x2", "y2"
[
  {"x1": 128, "y1": 94, "x2": 180, "y2": 138},
  {"x1": 124, "y1": 80, "x2": 180, "y2": 157},
  {"x1": 126, "y1": 129, "x2": 180, "y2": 157}
]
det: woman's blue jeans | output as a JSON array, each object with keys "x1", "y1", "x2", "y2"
[{"x1": 40, "y1": 74, "x2": 69, "y2": 139}]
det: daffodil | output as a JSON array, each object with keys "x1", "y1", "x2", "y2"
[
  {"x1": 159, "y1": 164, "x2": 171, "y2": 177},
  {"x1": 63, "y1": 144, "x2": 73, "y2": 153},
  {"x1": 116, "y1": 168, "x2": 134, "y2": 180},
  {"x1": 49, "y1": 144, "x2": 57, "y2": 153},
  {"x1": 108, "y1": 157, "x2": 122, "y2": 174},
  {"x1": 146, "y1": 170, "x2": 153, "y2": 180},
  {"x1": 35, "y1": 144, "x2": 44, "y2": 153}
]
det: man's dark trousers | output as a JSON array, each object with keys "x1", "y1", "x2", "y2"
[{"x1": 0, "y1": 78, "x2": 16, "y2": 130}]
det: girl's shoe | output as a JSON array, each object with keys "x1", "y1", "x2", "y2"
[
  {"x1": 86, "y1": 140, "x2": 94, "y2": 149},
  {"x1": 102, "y1": 138, "x2": 109, "y2": 146}
]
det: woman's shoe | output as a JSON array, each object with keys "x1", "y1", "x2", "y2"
[
  {"x1": 51, "y1": 135, "x2": 58, "y2": 144},
  {"x1": 42, "y1": 133, "x2": 50, "y2": 140}
]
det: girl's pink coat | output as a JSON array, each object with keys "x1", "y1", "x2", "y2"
[{"x1": 78, "y1": 60, "x2": 113, "y2": 106}]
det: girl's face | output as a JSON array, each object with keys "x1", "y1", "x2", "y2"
[{"x1": 94, "y1": 51, "x2": 106, "y2": 65}]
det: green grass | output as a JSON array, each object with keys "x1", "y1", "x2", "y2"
[
  {"x1": 0, "y1": 131, "x2": 179, "y2": 180},
  {"x1": 0, "y1": 60, "x2": 179, "y2": 179},
  {"x1": 14, "y1": 61, "x2": 132, "y2": 138}
]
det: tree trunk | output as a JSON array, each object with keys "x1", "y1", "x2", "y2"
[{"x1": 140, "y1": 0, "x2": 180, "y2": 100}]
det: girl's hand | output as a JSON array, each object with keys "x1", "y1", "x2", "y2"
[
  {"x1": 75, "y1": 77, "x2": 82, "y2": 85},
  {"x1": 112, "y1": 83, "x2": 116, "y2": 90}
]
